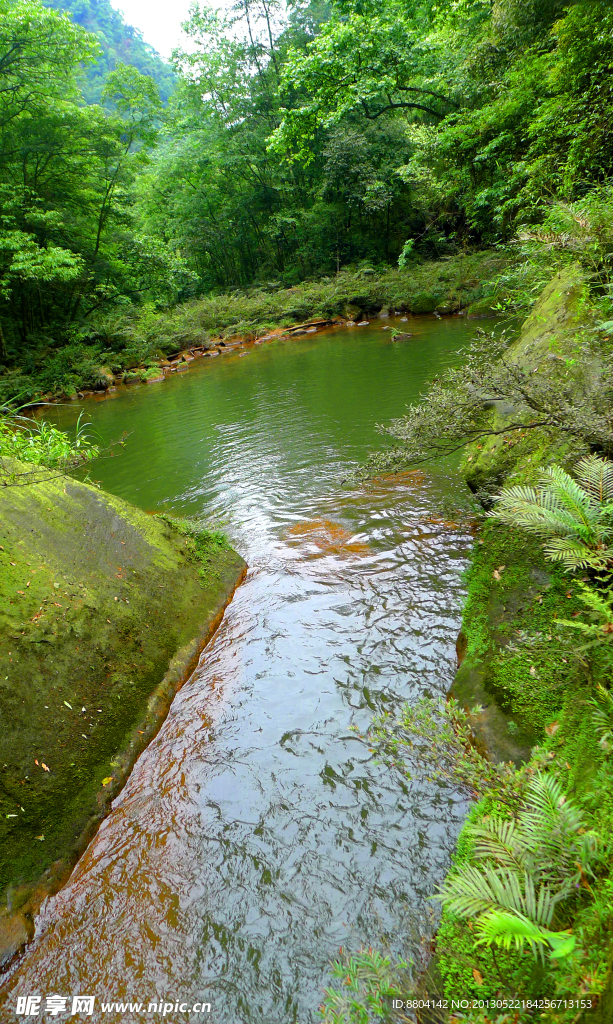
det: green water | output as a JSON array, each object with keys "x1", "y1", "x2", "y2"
[{"x1": 10, "y1": 317, "x2": 479, "y2": 1022}]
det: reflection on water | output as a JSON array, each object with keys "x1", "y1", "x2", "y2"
[
  {"x1": 3, "y1": 318, "x2": 478, "y2": 1022},
  {"x1": 284, "y1": 519, "x2": 371, "y2": 557}
]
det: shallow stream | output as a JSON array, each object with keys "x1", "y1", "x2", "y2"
[{"x1": 7, "y1": 318, "x2": 479, "y2": 1022}]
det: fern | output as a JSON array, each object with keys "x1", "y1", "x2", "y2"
[
  {"x1": 489, "y1": 455, "x2": 613, "y2": 570},
  {"x1": 436, "y1": 773, "x2": 598, "y2": 962},
  {"x1": 475, "y1": 911, "x2": 576, "y2": 961},
  {"x1": 590, "y1": 684, "x2": 613, "y2": 753},
  {"x1": 557, "y1": 580, "x2": 613, "y2": 656},
  {"x1": 576, "y1": 454, "x2": 613, "y2": 504},
  {"x1": 438, "y1": 863, "x2": 560, "y2": 926}
]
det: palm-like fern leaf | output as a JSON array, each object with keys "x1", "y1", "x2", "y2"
[
  {"x1": 541, "y1": 537, "x2": 613, "y2": 570},
  {"x1": 591, "y1": 684, "x2": 613, "y2": 751},
  {"x1": 465, "y1": 818, "x2": 526, "y2": 872},
  {"x1": 541, "y1": 465, "x2": 603, "y2": 537},
  {"x1": 489, "y1": 486, "x2": 600, "y2": 543},
  {"x1": 519, "y1": 773, "x2": 597, "y2": 883},
  {"x1": 489, "y1": 456, "x2": 613, "y2": 569},
  {"x1": 576, "y1": 454, "x2": 613, "y2": 504},
  {"x1": 475, "y1": 910, "x2": 575, "y2": 961},
  {"x1": 437, "y1": 773, "x2": 598, "y2": 965},
  {"x1": 437, "y1": 864, "x2": 559, "y2": 926}
]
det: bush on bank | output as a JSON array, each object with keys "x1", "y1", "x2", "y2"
[{"x1": 0, "y1": 252, "x2": 518, "y2": 404}]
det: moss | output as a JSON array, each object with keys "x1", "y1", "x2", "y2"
[
  {"x1": 0, "y1": 463, "x2": 246, "y2": 913},
  {"x1": 408, "y1": 291, "x2": 439, "y2": 314},
  {"x1": 461, "y1": 265, "x2": 594, "y2": 498},
  {"x1": 438, "y1": 266, "x2": 613, "y2": 1021}
]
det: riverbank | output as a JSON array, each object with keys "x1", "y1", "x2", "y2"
[
  {"x1": 433, "y1": 271, "x2": 613, "y2": 1019},
  {"x1": 0, "y1": 464, "x2": 246, "y2": 968},
  {"x1": 1, "y1": 252, "x2": 515, "y2": 405}
]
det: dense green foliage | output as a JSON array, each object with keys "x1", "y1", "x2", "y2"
[
  {"x1": 490, "y1": 456, "x2": 613, "y2": 571},
  {"x1": 3, "y1": 0, "x2": 613, "y2": 400},
  {"x1": 0, "y1": 413, "x2": 99, "y2": 475},
  {"x1": 43, "y1": 0, "x2": 175, "y2": 103}
]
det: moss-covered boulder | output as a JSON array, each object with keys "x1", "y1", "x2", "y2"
[
  {"x1": 0, "y1": 461, "x2": 245, "y2": 934},
  {"x1": 462, "y1": 264, "x2": 592, "y2": 497},
  {"x1": 408, "y1": 291, "x2": 439, "y2": 314}
]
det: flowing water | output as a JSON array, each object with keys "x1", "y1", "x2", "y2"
[{"x1": 5, "y1": 318, "x2": 480, "y2": 1022}]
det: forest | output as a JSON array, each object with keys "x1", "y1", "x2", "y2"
[{"x1": 1, "y1": 0, "x2": 612, "y2": 401}]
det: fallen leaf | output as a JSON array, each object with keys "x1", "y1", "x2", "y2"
[
  {"x1": 101, "y1": 777, "x2": 113, "y2": 786},
  {"x1": 64, "y1": 701, "x2": 72, "y2": 709},
  {"x1": 493, "y1": 570, "x2": 501, "y2": 581},
  {"x1": 472, "y1": 968, "x2": 484, "y2": 986},
  {"x1": 41, "y1": 763, "x2": 49, "y2": 772},
  {"x1": 545, "y1": 721, "x2": 560, "y2": 737},
  {"x1": 529, "y1": 666, "x2": 537, "y2": 676},
  {"x1": 34, "y1": 759, "x2": 39, "y2": 766},
  {"x1": 36, "y1": 835, "x2": 44, "y2": 841}
]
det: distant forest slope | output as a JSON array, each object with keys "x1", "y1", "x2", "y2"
[{"x1": 42, "y1": 0, "x2": 175, "y2": 102}]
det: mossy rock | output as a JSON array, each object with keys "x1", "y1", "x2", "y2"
[
  {"x1": 462, "y1": 264, "x2": 592, "y2": 496},
  {"x1": 465, "y1": 297, "x2": 498, "y2": 317},
  {"x1": 408, "y1": 292, "x2": 438, "y2": 314},
  {"x1": 0, "y1": 460, "x2": 246, "y2": 917}
]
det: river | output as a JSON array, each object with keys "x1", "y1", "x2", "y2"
[{"x1": 5, "y1": 318, "x2": 477, "y2": 1022}]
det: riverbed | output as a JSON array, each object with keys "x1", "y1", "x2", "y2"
[{"x1": 4, "y1": 318, "x2": 478, "y2": 1022}]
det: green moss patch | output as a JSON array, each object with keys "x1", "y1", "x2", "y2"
[{"x1": 0, "y1": 462, "x2": 245, "y2": 914}]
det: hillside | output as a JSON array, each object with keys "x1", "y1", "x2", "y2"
[{"x1": 42, "y1": 0, "x2": 175, "y2": 103}]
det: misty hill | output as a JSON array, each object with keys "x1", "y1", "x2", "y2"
[{"x1": 42, "y1": 0, "x2": 176, "y2": 103}]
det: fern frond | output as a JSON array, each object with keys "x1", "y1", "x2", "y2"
[
  {"x1": 542, "y1": 537, "x2": 613, "y2": 570},
  {"x1": 467, "y1": 818, "x2": 525, "y2": 872},
  {"x1": 490, "y1": 487, "x2": 600, "y2": 544},
  {"x1": 541, "y1": 465, "x2": 602, "y2": 535},
  {"x1": 590, "y1": 684, "x2": 613, "y2": 751},
  {"x1": 576, "y1": 582, "x2": 613, "y2": 619},
  {"x1": 575, "y1": 454, "x2": 613, "y2": 504},
  {"x1": 437, "y1": 864, "x2": 558, "y2": 926},
  {"x1": 489, "y1": 457, "x2": 613, "y2": 569},
  {"x1": 519, "y1": 773, "x2": 594, "y2": 885},
  {"x1": 475, "y1": 910, "x2": 576, "y2": 962}
]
